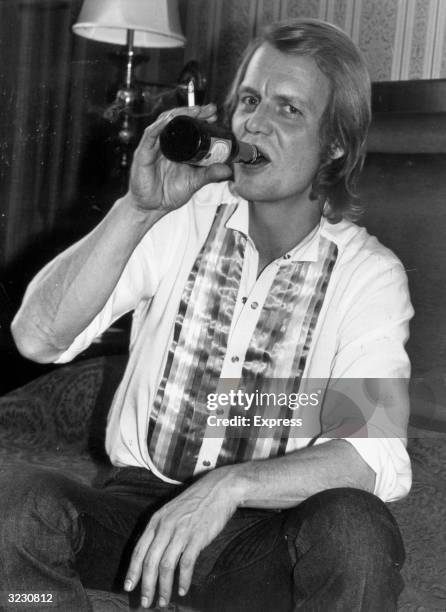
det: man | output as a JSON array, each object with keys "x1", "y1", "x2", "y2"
[{"x1": 6, "y1": 18, "x2": 412, "y2": 612}]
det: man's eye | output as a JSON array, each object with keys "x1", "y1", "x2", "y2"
[
  {"x1": 240, "y1": 95, "x2": 258, "y2": 107},
  {"x1": 284, "y1": 104, "x2": 301, "y2": 116}
]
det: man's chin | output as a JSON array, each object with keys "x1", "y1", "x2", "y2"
[{"x1": 231, "y1": 177, "x2": 266, "y2": 202}]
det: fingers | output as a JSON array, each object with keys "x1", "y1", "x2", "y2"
[
  {"x1": 190, "y1": 162, "x2": 233, "y2": 193},
  {"x1": 178, "y1": 541, "x2": 201, "y2": 597},
  {"x1": 124, "y1": 520, "x2": 203, "y2": 608},
  {"x1": 156, "y1": 532, "x2": 188, "y2": 606},
  {"x1": 124, "y1": 524, "x2": 157, "y2": 594},
  {"x1": 204, "y1": 163, "x2": 233, "y2": 183},
  {"x1": 156, "y1": 536, "x2": 201, "y2": 605},
  {"x1": 139, "y1": 525, "x2": 172, "y2": 608}
]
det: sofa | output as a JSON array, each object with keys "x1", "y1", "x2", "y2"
[
  {"x1": 0, "y1": 348, "x2": 445, "y2": 612},
  {"x1": 0, "y1": 355, "x2": 189, "y2": 611}
]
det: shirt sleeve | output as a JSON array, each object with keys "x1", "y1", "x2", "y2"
[
  {"x1": 315, "y1": 255, "x2": 414, "y2": 502},
  {"x1": 54, "y1": 226, "x2": 162, "y2": 363},
  {"x1": 53, "y1": 186, "x2": 224, "y2": 364}
]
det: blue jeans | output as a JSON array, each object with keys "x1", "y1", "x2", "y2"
[{"x1": 0, "y1": 466, "x2": 405, "y2": 611}]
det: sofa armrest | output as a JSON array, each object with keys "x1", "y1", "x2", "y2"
[{"x1": 0, "y1": 355, "x2": 127, "y2": 452}]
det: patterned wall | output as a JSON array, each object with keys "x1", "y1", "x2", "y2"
[{"x1": 183, "y1": 0, "x2": 446, "y2": 102}]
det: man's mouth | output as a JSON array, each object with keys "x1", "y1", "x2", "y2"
[{"x1": 243, "y1": 146, "x2": 271, "y2": 167}]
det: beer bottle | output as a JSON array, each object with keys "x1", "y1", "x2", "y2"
[{"x1": 159, "y1": 115, "x2": 259, "y2": 166}]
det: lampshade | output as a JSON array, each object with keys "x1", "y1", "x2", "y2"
[{"x1": 72, "y1": 0, "x2": 186, "y2": 48}]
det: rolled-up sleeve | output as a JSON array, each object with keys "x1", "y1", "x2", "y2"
[
  {"x1": 316, "y1": 257, "x2": 414, "y2": 502},
  {"x1": 54, "y1": 231, "x2": 160, "y2": 363}
]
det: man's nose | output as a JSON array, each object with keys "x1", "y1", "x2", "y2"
[{"x1": 244, "y1": 104, "x2": 272, "y2": 135}]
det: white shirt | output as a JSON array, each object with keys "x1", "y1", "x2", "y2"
[{"x1": 55, "y1": 181, "x2": 414, "y2": 502}]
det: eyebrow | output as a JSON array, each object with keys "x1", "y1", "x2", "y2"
[{"x1": 237, "y1": 85, "x2": 259, "y2": 97}]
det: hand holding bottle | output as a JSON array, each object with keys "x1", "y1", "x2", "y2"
[{"x1": 127, "y1": 104, "x2": 233, "y2": 215}]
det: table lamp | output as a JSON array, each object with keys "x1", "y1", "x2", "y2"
[{"x1": 72, "y1": 0, "x2": 186, "y2": 166}]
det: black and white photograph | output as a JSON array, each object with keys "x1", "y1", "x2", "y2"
[{"x1": 0, "y1": 0, "x2": 445, "y2": 610}]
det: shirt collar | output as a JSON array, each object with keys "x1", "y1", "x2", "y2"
[
  {"x1": 224, "y1": 196, "x2": 321, "y2": 263},
  {"x1": 222, "y1": 185, "x2": 356, "y2": 263}
]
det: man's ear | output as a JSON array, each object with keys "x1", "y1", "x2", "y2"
[{"x1": 329, "y1": 143, "x2": 344, "y2": 159}]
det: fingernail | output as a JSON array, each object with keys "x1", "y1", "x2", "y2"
[
  {"x1": 179, "y1": 587, "x2": 186, "y2": 596},
  {"x1": 159, "y1": 596, "x2": 167, "y2": 607},
  {"x1": 124, "y1": 579, "x2": 132, "y2": 591},
  {"x1": 141, "y1": 596, "x2": 149, "y2": 608}
]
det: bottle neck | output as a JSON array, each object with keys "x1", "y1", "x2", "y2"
[{"x1": 234, "y1": 141, "x2": 259, "y2": 163}]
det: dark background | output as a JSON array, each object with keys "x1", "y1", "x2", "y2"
[
  {"x1": 1, "y1": 0, "x2": 446, "y2": 397},
  {"x1": 0, "y1": 0, "x2": 190, "y2": 391}
]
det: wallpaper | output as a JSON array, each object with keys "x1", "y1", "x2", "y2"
[{"x1": 183, "y1": 0, "x2": 446, "y2": 101}]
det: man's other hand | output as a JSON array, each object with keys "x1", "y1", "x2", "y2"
[
  {"x1": 127, "y1": 104, "x2": 232, "y2": 215},
  {"x1": 123, "y1": 465, "x2": 242, "y2": 609}
]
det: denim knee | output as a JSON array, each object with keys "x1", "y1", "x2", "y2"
[
  {"x1": 281, "y1": 489, "x2": 405, "y2": 610},
  {"x1": 0, "y1": 467, "x2": 83, "y2": 557},
  {"x1": 284, "y1": 487, "x2": 405, "y2": 568}
]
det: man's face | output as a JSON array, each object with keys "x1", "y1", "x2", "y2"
[{"x1": 231, "y1": 43, "x2": 331, "y2": 207}]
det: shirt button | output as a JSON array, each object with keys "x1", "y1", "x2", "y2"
[
  {"x1": 251, "y1": 301, "x2": 259, "y2": 309},
  {"x1": 241, "y1": 296, "x2": 247, "y2": 304},
  {"x1": 202, "y1": 460, "x2": 211, "y2": 467},
  {"x1": 283, "y1": 253, "x2": 291, "y2": 260},
  {"x1": 231, "y1": 355, "x2": 240, "y2": 363}
]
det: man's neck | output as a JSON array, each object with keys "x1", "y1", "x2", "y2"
[{"x1": 248, "y1": 197, "x2": 321, "y2": 274}]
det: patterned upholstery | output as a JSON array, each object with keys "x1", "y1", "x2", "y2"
[
  {"x1": 0, "y1": 356, "x2": 445, "y2": 611},
  {"x1": 391, "y1": 430, "x2": 446, "y2": 610}
]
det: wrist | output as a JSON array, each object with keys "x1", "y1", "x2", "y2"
[
  {"x1": 219, "y1": 463, "x2": 253, "y2": 508},
  {"x1": 115, "y1": 192, "x2": 167, "y2": 233}
]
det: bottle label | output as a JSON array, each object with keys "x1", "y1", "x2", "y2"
[{"x1": 197, "y1": 137, "x2": 231, "y2": 166}]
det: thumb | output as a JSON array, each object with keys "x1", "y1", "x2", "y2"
[{"x1": 192, "y1": 163, "x2": 233, "y2": 191}]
